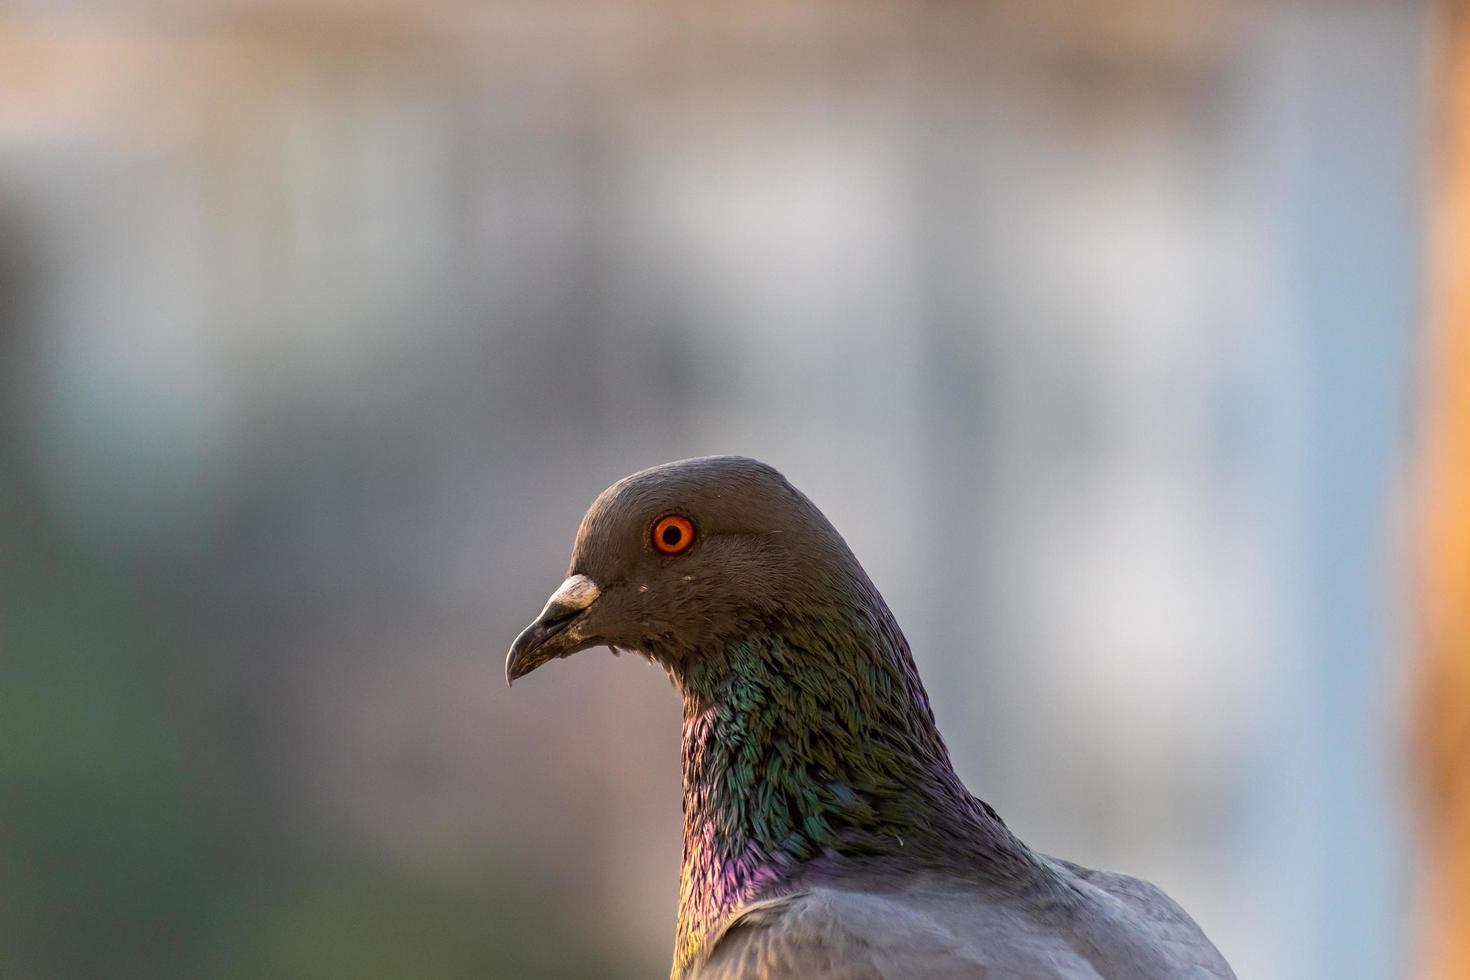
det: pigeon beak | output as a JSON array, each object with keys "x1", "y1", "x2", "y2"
[{"x1": 505, "y1": 574, "x2": 602, "y2": 686}]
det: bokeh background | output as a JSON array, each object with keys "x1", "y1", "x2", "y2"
[{"x1": 0, "y1": 2, "x2": 1444, "y2": 978}]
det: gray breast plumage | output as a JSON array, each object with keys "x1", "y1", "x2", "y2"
[{"x1": 689, "y1": 862, "x2": 1235, "y2": 980}]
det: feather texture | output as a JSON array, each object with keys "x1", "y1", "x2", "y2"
[{"x1": 695, "y1": 869, "x2": 1234, "y2": 979}]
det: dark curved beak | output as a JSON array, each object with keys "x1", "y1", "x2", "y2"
[{"x1": 505, "y1": 575, "x2": 602, "y2": 686}]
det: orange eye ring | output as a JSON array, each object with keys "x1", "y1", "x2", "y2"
[{"x1": 652, "y1": 515, "x2": 695, "y2": 555}]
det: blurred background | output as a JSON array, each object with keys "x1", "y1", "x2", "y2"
[{"x1": 0, "y1": 1, "x2": 1454, "y2": 978}]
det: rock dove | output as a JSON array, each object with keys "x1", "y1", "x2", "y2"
[{"x1": 507, "y1": 456, "x2": 1235, "y2": 979}]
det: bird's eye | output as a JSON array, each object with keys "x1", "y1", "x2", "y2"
[{"x1": 652, "y1": 515, "x2": 695, "y2": 555}]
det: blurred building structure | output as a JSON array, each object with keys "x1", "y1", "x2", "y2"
[{"x1": 0, "y1": 3, "x2": 1428, "y2": 978}]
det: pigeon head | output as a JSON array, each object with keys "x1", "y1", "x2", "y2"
[
  {"x1": 507, "y1": 456, "x2": 1024, "y2": 976},
  {"x1": 506, "y1": 455, "x2": 865, "y2": 684}
]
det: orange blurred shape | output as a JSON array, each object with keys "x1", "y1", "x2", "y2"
[{"x1": 1418, "y1": 4, "x2": 1470, "y2": 979}]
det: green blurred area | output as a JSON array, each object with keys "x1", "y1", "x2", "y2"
[{"x1": 0, "y1": 519, "x2": 621, "y2": 979}]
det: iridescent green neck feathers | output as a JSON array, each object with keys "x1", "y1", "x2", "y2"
[{"x1": 670, "y1": 601, "x2": 1019, "y2": 976}]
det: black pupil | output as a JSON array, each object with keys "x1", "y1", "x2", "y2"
[{"x1": 662, "y1": 525, "x2": 682, "y2": 546}]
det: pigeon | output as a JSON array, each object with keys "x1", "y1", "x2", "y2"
[{"x1": 506, "y1": 456, "x2": 1235, "y2": 980}]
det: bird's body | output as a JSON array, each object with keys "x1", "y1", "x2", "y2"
[
  {"x1": 694, "y1": 868, "x2": 1231, "y2": 979},
  {"x1": 507, "y1": 456, "x2": 1234, "y2": 979}
]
